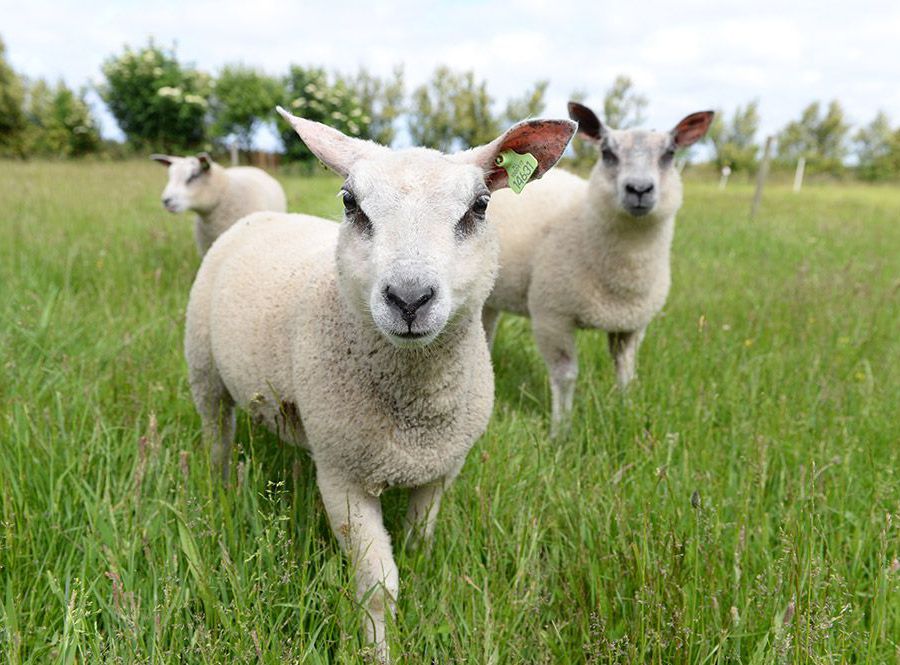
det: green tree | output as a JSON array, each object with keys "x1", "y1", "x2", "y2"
[
  {"x1": 23, "y1": 79, "x2": 101, "y2": 157},
  {"x1": 603, "y1": 75, "x2": 647, "y2": 129},
  {"x1": 504, "y1": 80, "x2": 548, "y2": 125},
  {"x1": 99, "y1": 40, "x2": 211, "y2": 152},
  {"x1": 280, "y1": 65, "x2": 370, "y2": 163},
  {"x1": 408, "y1": 67, "x2": 499, "y2": 151},
  {"x1": 854, "y1": 112, "x2": 900, "y2": 181},
  {"x1": 0, "y1": 36, "x2": 27, "y2": 157},
  {"x1": 707, "y1": 100, "x2": 760, "y2": 172},
  {"x1": 777, "y1": 100, "x2": 849, "y2": 174},
  {"x1": 347, "y1": 66, "x2": 404, "y2": 146},
  {"x1": 210, "y1": 65, "x2": 283, "y2": 152}
]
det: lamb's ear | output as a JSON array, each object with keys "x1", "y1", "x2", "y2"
[
  {"x1": 197, "y1": 152, "x2": 213, "y2": 171},
  {"x1": 567, "y1": 101, "x2": 604, "y2": 141},
  {"x1": 150, "y1": 154, "x2": 173, "y2": 166},
  {"x1": 276, "y1": 105, "x2": 385, "y2": 177},
  {"x1": 671, "y1": 111, "x2": 715, "y2": 148},
  {"x1": 456, "y1": 119, "x2": 577, "y2": 192}
]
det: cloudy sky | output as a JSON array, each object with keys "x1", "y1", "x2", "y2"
[{"x1": 4, "y1": 0, "x2": 900, "y2": 149}]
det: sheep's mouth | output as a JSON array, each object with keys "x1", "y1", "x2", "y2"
[
  {"x1": 624, "y1": 203, "x2": 653, "y2": 217},
  {"x1": 383, "y1": 328, "x2": 439, "y2": 348}
]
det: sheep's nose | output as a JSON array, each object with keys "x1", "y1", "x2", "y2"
[
  {"x1": 384, "y1": 284, "x2": 435, "y2": 325},
  {"x1": 162, "y1": 196, "x2": 174, "y2": 208},
  {"x1": 625, "y1": 180, "x2": 655, "y2": 197}
]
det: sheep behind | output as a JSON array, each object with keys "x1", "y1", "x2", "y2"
[
  {"x1": 484, "y1": 102, "x2": 713, "y2": 436},
  {"x1": 151, "y1": 153, "x2": 287, "y2": 255}
]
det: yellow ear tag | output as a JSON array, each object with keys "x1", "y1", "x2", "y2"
[{"x1": 495, "y1": 149, "x2": 538, "y2": 194}]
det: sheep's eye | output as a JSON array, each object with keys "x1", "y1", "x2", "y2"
[
  {"x1": 186, "y1": 170, "x2": 202, "y2": 184},
  {"x1": 341, "y1": 189, "x2": 358, "y2": 213},
  {"x1": 660, "y1": 148, "x2": 676, "y2": 167},
  {"x1": 456, "y1": 194, "x2": 490, "y2": 240},
  {"x1": 341, "y1": 189, "x2": 372, "y2": 236},
  {"x1": 601, "y1": 148, "x2": 619, "y2": 168}
]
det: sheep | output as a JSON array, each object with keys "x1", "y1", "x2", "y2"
[
  {"x1": 150, "y1": 152, "x2": 287, "y2": 255},
  {"x1": 483, "y1": 102, "x2": 714, "y2": 437},
  {"x1": 184, "y1": 106, "x2": 576, "y2": 661}
]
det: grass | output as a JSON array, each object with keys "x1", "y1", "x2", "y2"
[{"x1": 1, "y1": 159, "x2": 899, "y2": 663}]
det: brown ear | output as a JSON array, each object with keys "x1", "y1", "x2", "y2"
[
  {"x1": 150, "y1": 154, "x2": 173, "y2": 166},
  {"x1": 457, "y1": 119, "x2": 577, "y2": 192},
  {"x1": 197, "y1": 152, "x2": 213, "y2": 171},
  {"x1": 672, "y1": 111, "x2": 715, "y2": 148},
  {"x1": 567, "y1": 101, "x2": 604, "y2": 141}
]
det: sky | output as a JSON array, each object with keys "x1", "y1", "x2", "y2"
[{"x1": 4, "y1": 0, "x2": 900, "y2": 150}]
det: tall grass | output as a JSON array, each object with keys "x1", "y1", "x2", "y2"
[{"x1": 1, "y1": 160, "x2": 898, "y2": 663}]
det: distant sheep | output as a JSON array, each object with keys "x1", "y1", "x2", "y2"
[
  {"x1": 483, "y1": 102, "x2": 713, "y2": 436},
  {"x1": 184, "y1": 107, "x2": 575, "y2": 660},
  {"x1": 151, "y1": 153, "x2": 287, "y2": 255}
]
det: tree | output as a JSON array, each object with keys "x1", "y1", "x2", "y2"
[
  {"x1": 504, "y1": 80, "x2": 548, "y2": 125},
  {"x1": 707, "y1": 100, "x2": 760, "y2": 172},
  {"x1": 777, "y1": 100, "x2": 849, "y2": 174},
  {"x1": 280, "y1": 65, "x2": 371, "y2": 163},
  {"x1": 347, "y1": 66, "x2": 404, "y2": 146},
  {"x1": 0, "y1": 36, "x2": 27, "y2": 157},
  {"x1": 99, "y1": 40, "x2": 211, "y2": 152},
  {"x1": 210, "y1": 65, "x2": 283, "y2": 152},
  {"x1": 23, "y1": 79, "x2": 101, "y2": 157},
  {"x1": 603, "y1": 75, "x2": 647, "y2": 129},
  {"x1": 408, "y1": 67, "x2": 499, "y2": 151},
  {"x1": 854, "y1": 112, "x2": 900, "y2": 181}
]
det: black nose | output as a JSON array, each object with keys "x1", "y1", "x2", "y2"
[
  {"x1": 384, "y1": 285, "x2": 435, "y2": 326},
  {"x1": 163, "y1": 197, "x2": 174, "y2": 208},
  {"x1": 625, "y1": 180, "x2": 655, "y2": 197}
]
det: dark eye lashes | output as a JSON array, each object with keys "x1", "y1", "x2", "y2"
[{"x1": 456, "y1": 195, "x2": 490, "y2": 240}]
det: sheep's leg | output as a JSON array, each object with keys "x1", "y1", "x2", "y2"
[
  {"x1": 532, "y1": 317, "x2": 578, "y2": 439},
  {"x1": 317, "y1": 466, "x2": 398, "y2": 662},
  {"x1": 482, "y1": 306, "x2": 500, "y2": 349},
  {"x1": 608, "y1": 328, "x2": 646, "y2": 389},
  {"x1": 403, "y1": 464, "x2": 461, "y2": 549},
  {"x1": 190, "y1": 367, "x2": 235, "y2": 483}
]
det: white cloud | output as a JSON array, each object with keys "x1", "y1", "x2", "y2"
[{"x1": 2, "y1": 0, "x2": 900, "y2": 147}]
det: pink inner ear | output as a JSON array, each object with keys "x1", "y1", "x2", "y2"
[{"x1": 674, "y1": 112, "x2": 714, "y2": 147}]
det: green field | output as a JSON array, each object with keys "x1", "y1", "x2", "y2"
[{"x1": 1, "y1": 160, "x2": 899, "y2": 663}]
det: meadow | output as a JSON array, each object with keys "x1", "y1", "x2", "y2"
[{"x1": 1, "y1": 159, "x2": 898, "y2": 663}]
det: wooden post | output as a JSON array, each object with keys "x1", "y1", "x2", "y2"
[
  {"x1": 793, "y1": 157, "x2": 806, "y2": 193},
  {"x1": 230, "y1": 141, "x2": 239, "y2": 167},
  {"x1": 750, "y1": 136, "x2": 773, "y2": 219},
  {"x1": 718, "y1": 166, "x2": 731, "y2": 190}
]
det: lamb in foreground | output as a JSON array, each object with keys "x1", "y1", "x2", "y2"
[
  {"x1": 483, "y1": 102, "x2": 713, "y2": 436},
  {"x1": 151, "y1": 152, "x2": 287, "y2": 255},
  {"x1": 184, "y1": 107, "x2": 575, "y2": 660}
]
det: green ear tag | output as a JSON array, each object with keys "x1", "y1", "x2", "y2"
[{"x1": 495, "y1": 149, "x2": 538, "y2": 194}]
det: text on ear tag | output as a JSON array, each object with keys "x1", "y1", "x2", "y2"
[{"x1": 495, "y1": 149, "x2": 538, "y2": 194}]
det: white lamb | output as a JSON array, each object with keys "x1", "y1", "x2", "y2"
[
  {"x1": 483, "y1": 102, "x2": 713, "y2": 436},
  {"x1": 184, "y1": 107, "x2": 575, "y2": 660},
  {"x1": 150, "y1": 152, "x2": 287, "y2": 255}
]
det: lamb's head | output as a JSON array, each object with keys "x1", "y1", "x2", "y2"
[
  {"x1": 150, "y1": 153, "x2": 222, "y2": 214},
  {"x1": 568, "y1": 102, "x2": 713, "y2": 221},
  {"x1": 277, "y1": 106, "x2": 575, "y2": 348}
]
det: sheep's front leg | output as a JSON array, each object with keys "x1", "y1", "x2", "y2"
[
  {"x1": 532, "y1": 315, "x2": 578, "y2": 439},
  {"x1": 403, "y1": 465, "x2": 461, "y2": 550},
  {"x1": 482, "y1": 306, "x2": 501, "y2": 350},
  {"x1": 608, "y1": 328, "x2": 645, "y2": 389},
  {"x1": 317, "y1": 466, "x2": 398, "y2": 662}
]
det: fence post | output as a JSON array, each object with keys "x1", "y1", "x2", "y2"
[
  {"x1": 750, "y1": 136, "x2": 773, "y2": 219},
  {"x1": 793, "y1": 157, "x2": 806, "y2": 193},
  {"x1": 718, "y1": 166, "x2": 731, "y2": 190},
  {"x1": 230, "y1": 142, "x2": 239, "y2": 167}
]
